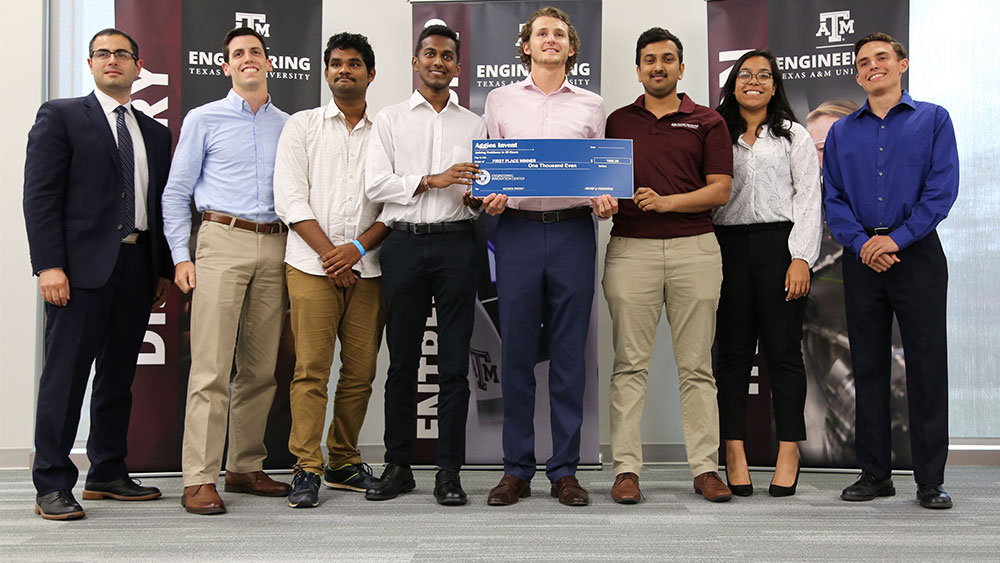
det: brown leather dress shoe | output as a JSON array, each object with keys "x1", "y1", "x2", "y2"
[
  {"x1": 550, "y1": 475, "x2": 589, "y2": 506},
  {"x1": 694, "y1": 471, "x2": 733, "y2": 502},
  {"x1": 182, "y1": 484, "x2": 226, "y2": 515},
  {"x1": 611, "y1": 472, "x2": 642, "y2": 504},
  {"x1": 487, "y1": 474, "x2": 531, "y2": 506},
  {"x1": 224, "y1": 470, "x2": 291, "y2": 497}
]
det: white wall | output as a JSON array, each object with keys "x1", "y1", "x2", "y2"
[{"x1": 0, "y1": 1, "x2": 45, "y2": 469}]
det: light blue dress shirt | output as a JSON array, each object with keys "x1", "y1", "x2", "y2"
[{"x1": 162, "y1": 89, "x2": 289, "y2": 264}]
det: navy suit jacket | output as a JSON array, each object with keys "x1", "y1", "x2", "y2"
[{"x1": 23, "y1": 91, "x2": 174, "y2": 291}]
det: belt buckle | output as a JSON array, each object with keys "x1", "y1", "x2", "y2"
[
  {"x1": 121, "y1": 232, "x2": 139, "y2": 244},
  {"x1": 541, "y1": 210, "x2": 559, "y2": 223},
  {"x1": 412, "y1": 223, "x2": 430, "y2": 235},
  {"x1": 873, "y1": 227, "x2": 890, "y2": 236}
]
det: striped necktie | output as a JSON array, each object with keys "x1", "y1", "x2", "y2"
[{"x1": 115, "y1": 105, "x2": 135, "y2": 237}]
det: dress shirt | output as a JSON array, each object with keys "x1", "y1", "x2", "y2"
[
  {"x1": 714, "y1": 121, "x2": 822, "y2": 267},
  {"x1": 94, "y1": 88, "x2": 148, "y2": 231},
  {"x1": 483, "y1": 76, "x2": 606, "y2": 211},
  {"x1": 366, "y1": 89, "x2": 486, "y2": 225},
  {"x1": 823, "y1": 90, "x2": 959, "y2": 256},
  {"x1": 162, "y1": 89, "x2": 289, "y2": 264},
  {"x1": 274, "y1": 101, "x2": 382, "y2": 278}
]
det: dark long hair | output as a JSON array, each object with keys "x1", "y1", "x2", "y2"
[{"x1": 715, "y1": 50, "x2": 796, "y2": 145}]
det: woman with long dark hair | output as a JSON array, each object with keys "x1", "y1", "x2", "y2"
[{"x1": 712, "y1": 50, "x2": 822, "y2": 497}]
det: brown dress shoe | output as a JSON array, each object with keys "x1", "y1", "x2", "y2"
[
  {"x1": 611, "y1": 472, "x2": 642, "y2": 504},
  {"x1": 694, "y1": 471, "x2": 733, "y2": 502},
  {"x1": 182, "y1": 484, "x2": 226, "y2": 515},
  {"x1": 224, "y1": 470, "x2": 291, "y2": 497},
  {"x1": 487, "y1": 474, "x2": 531, "y2": 506},
  {"x1": 550, "y1": 475, "x2": 589, "y2": 506}
]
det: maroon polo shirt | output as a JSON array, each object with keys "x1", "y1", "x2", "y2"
[{"x1": 607, "y1": 94, "x2": 733, "y2": 239}]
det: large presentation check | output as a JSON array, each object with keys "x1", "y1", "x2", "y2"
[{"x1": 471, "y1": 138, "x2": 634, "y2": 198}]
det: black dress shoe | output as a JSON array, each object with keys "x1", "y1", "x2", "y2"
[
  {"x1": 917, "y1": 484, "x2": 953, "y2": 509},
  {"x1": 841, "y1": 472, "x2": 895, "y2": 501},
  {"x1": 83, "y1": 477, "x2": 161, "y2": 501},
  {"x1": 768, "y1": 465, "x2": 799, "y2": 497},
  {"x1": 725, "y1": 467, "x2": 753, "y2": 497},
  {"x1": 35, "y1": 490, "x2": 85, "y2": 520},
  {"x1": 365, "y1": 464, "x2": 416, "y2": 501},
  {"x1": 433, "y1": 468, "x2": 468, "y2": 506}
]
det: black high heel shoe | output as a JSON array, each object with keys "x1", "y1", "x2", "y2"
[
  {"x1": 768, "y1": 465, "x2": 800, "y2": 497},
  {"x1": 725, "y1": 466, "x2": 753, "y2": 497}
]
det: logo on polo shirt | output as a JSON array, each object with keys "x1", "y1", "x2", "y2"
[{"x1": 671, "y1": 123, "x2": 700, "y2": 129}]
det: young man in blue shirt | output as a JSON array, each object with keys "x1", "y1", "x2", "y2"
[{"x1": 823, "y1": 32, "x2": 959, "y2": 509}]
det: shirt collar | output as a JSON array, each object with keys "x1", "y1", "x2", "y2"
[
  {"x1": 93, "y1": 88, "x2": 131, "y2": 117},
  {"x1": 517, "y1": 75, "x2": 574, "y2": 95},
  {"x1": 408, "y1": 88, "x2": 460, "y2": 111},
  {"x1": 856, "y1": 89, "x2": 915, "y2": 119},
  {"x1": 324, "y1": 98, "x2": 372, "y2": 127},
  {"x1": 632, "y1": 93, "x2": 695, "y2": 115},
  {"x1": 226, "y1": 88, "x2": 273, "y2": 114}
]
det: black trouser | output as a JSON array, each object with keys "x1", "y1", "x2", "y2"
[
  {"x1": 714, "y1": 222, "x2": 807, "y2": 442},
  {"x1": 843, "y1": 231, "x2": 948, "y2": 486},
  {"x1": 33, "y1": 238, "x2": 154, "y2": 495},
  {"x1": 378, "y1": 227, "x2": 477, "y2": 470}
]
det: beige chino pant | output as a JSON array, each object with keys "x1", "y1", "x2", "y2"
[
  {"x1": 603, "y1": 233, "x2": 723, "y2": 478},
  {"x1": 182, "y1": 220, "x2": 287, "y2": 486},
  {"x1": 285, "y1": 265, "x2": 385, "y2": 474}
]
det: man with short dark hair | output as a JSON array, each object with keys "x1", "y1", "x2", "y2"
[
  {"x1": 163, "y1": 27, "x2": 291, "y2": 515},
  {"x1": 482, "y1": 6, "x2": 617, "y2": 508},
  {"x1": 274, "y1": 32, "x2": 388, "y2": 509},
  {"x1": 24, "y1": 27, "x2": 173, "y2": 520},
  {"x1": 824, "y1": 32, "x2": 958, "y2": 509},
  {"x1": 603, "y1": 27, "x2": 734, "y2": 504},
  {"x1": 364, "y1": 24, "x2": 485, "y2": 506}
]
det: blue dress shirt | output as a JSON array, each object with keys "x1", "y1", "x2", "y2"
[
  {"x1": 823, "y1": 90, "x2": 959, "y2": 256},
  {"x1": 162, "y1": 89, "x2": 289, "y2": 264}
]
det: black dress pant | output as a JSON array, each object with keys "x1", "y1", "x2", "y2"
[
  {"x1": 378, "y1": 228, "x2": 477, "y2": 470},
  {"x1": 33, "y1": 239, "x2": 153, "y2": 495},
  {"x1": 843, "y1": 231, "x2": 948, "y2": 486},
  {"x1": 715, "y1": 222, "x2": 807, "y2": 442}
]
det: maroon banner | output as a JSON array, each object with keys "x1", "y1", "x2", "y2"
[
  {"x1": 707, "y1": 0, "x2": 910, "y2": 469},
  {"x1": 116, "y1": 0, "x2": 320, "y2": 472}
]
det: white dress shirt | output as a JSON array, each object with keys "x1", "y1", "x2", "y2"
[
  {"x1": 366, "y1": 90, "x2": 486, "y2": 225},
  {"x1": 94, "y1": 88, "x2": 148, "y2": 230},
  {"x1": 274, "y1": 100, "x2": 382, "y2": 278},
  {"x1": 713, "y1": 121, "x2": 822, "y2": 267}
]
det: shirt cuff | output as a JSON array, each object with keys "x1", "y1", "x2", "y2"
[
  {"x1": 171, "y1": 246, "x2": 192, "y2": 264},
  {"x1": 889, "y1": 226, "x2": 914, "y2": 251}
]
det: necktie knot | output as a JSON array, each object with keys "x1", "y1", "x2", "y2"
[{"x1": 115, "y1": 105, "x2": 128, "y2": 116}]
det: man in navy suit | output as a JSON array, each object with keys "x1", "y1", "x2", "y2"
[{"x1": 23, "y1": 28, "x2": 173, "y2": 520}]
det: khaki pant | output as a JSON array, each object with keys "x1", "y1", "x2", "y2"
[
  {"x1": 603, "y1": 233, "x2": 723, "y2": 478},
  {"x1": 285, "y1": 265, "x2": 385, "y2": 473},
  {"x1": 182, "y1": 220, "x2": 287, "y2": 486}
]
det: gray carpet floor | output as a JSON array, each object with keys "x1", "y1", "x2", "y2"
[{"x1": 2, "y1": 465, "x2": 999, "y2": 562}]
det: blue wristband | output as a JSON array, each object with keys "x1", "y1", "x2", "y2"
[{"x1": 350, "y1": 239, "x2": 366, "y2": 257}]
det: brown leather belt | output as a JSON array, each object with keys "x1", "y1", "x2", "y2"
[
  {"x1": 202, "y1": 211, "x2": 286, "y2": 234},
  {"x1": 503, "y1": 206, "x2": 592, "y2": 223}
]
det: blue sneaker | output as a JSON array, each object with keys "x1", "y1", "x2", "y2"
[
  {"x1": 323, "y1": 462, "x2": 378, "y2": 492},
  {"x1": 288, "y1": 470, "x2": 321, "y2": 508}
]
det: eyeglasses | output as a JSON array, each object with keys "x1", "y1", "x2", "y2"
[
  {"x1": 90, "y1": 49, "x2": 137, "y2": 62},
  {"x1": 736, "y1": 70, "x2": 773, "y2": 83}
]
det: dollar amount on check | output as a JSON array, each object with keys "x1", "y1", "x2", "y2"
[{"x1": 471, "y1": 138, "x2": 634, "y2": 198}]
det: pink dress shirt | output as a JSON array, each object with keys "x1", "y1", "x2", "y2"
[{"x1": 483, "y1": 76, "x2": 606, "y2": 211}]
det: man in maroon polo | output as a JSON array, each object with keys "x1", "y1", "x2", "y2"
[{"x1": 603, "y1": 27, "x2": 734, "y2": 504}]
